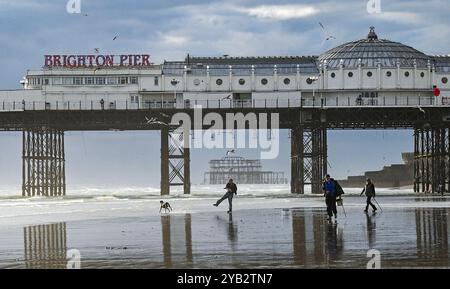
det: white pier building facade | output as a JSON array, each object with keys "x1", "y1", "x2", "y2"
[{"x1": 1, "y1": 27, "x2": 450, "y2": 110}]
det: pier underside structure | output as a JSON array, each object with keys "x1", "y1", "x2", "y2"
[
  {"x1": 22, "y1": 127, "x2": 66, "y2": 197},
  {"x1": 0, "y1": 107, "x2": 448, "y2": 196},
  {"x1": 291, "y1": 126, "x2": 327, "y2": 194},
  {"x1": 161, "y1": 126, "x2": 191, "y2": 195},
  {"x1": 414, "y1": 127, "x2": 450, "y2": 193}
]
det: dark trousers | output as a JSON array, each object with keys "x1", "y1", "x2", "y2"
[
  {"x1": 216, "y1": 192, "x2": 234, "y2": 211},
  {"x1": 365, "y1": 196, "x2": 377, "y2": 211},
  {"x1": 325, "y1": 195, "x2": 337, "y2": 217}
]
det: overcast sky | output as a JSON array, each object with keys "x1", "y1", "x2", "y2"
[{"x1": 0, "y1": 0, "x2": 448, "y2": 189}]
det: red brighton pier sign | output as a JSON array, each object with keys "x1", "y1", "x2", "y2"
[{"x1": 44, "y1": 54, "x2": 151, "y2": 68}]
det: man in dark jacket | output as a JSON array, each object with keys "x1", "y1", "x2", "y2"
[
  {"x1": 323, "y1": 175, "x2": 336, "y2": 220},
  {"x1": 214, "y1": 179, "x2": 237, "y2": 213},
  {"x1": 360, "y1": 178, "x2": 377, "y2": 213},
  {"x1": 323, "y1": 175, "x2": 345, "y2": 221}
]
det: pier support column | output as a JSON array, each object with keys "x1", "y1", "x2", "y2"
[
  {"x1": 291, "y1": 126, "x2": 303, "y2": 194},
  {"x1": 160, "y1": 126, "x2": 191, "y2": 195},
  {"x1": 22, "y1": 127, "x2": 65, "y2": 197},
  {"x1": 291, "y1": 126, "x2": 327, "y2": 194},
  {"x1": 161, "y1": 127, "x2": 170, "y2": 195},
  {"x1": 414, "y1": 127, "x2": 449, "y2": 193}
]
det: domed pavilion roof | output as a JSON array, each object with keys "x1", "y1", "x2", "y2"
[{"x1": 318, "y1": 27, "x2": 430, "y2": 69}]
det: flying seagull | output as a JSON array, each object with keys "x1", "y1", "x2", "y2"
[
  {"x1": 226, "y1": 149, "x2": 235, "y2": 156},
  {"x1": 221, "y1": 94, "x2": 232, "y2": 100},
  {"x1": 113, "y1": 35, "x2": 118, "y2": 41},
  {"x1": 319, "y1": 22, "x2": 336, "y2": 45},
  {"x1": 417, "y1": 106, "x2": 426, "y2": 114},
  {"x1": 94, "y1": 48, "x2": 100, "y2": 53},
  {"x1": 145, "y1": 116, "x2": 168, "y2": 126}
]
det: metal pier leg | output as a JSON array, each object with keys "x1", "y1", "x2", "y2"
[
  {"x1": 291, "y1": 127, "x2": 301, "y2": 194},
  {"x1": 311, "y1": 127, "x2": 327, "y2": 194},
  {"x1": 22, "y1": 127, "x2": 65, "y2": 197},
  {"x1": 425, "y1": 129, "x2": 431, "y2": 193},
  {"x1": 290, "y1": 126, "x2": 327, "y2": 194},
  {"x1": 448, "y1": 128, "x2": 450, "y2": 193},
  {"x1": 161, "y1": 127, "x2": 170, "y2": 195},
  {"x1": 414, "y1": 129, "x2": 420, "y2": 193},
  {"x1": 161, "y1": 126, "x2": 191, "y2": 195},
  {"x1": 183, "y1": 144, "x2": 191, "y2": 195}
]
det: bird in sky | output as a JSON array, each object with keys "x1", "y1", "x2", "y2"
[
  {"x1": 319, "y1": 22, "x2": 336, "y2": 46},
  {"x1": 417, "y1": 106, "x2": 426, "y2": 114},
  {"x1": 145, "y1": 116, "x2": 168, "y2": 126},
  {"x1": 94, "y1": 48, "x2": 100, "y2": 53},
  {"x1": 221, "y1": 94, "x2": 232, "y2": 100},
  {"x1": 226, "y1": 149, "x2": 235, "y2": 156},
  {"x1": 113, "y1": 35, "x2": 118, "y2": 41}
]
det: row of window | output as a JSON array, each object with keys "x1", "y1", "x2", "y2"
[
  {"x1": 27, "y1": 74, "x2": 450, "y2": 87},
  {"x1": 330, "y1": 71, "x2": 448, "y2": 84},
  {"x1": 192, "y1": 75, "x2": 450, "y2": 86},
  {"x1": 28, "y1": 76, "x2": 142, "y2": 86},
  {"x1": 194, "y1": 77, "x2": 293, "y2": 87}
]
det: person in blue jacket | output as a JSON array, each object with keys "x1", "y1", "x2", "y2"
[{"x1": 323, "y1": 174, "x2": 338, "y2": 221}]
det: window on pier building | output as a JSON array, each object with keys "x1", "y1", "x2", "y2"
[
  {"x1": 130, "y1": 95, "x2": 139, "y2": 103},
  {"x1": 52, "y1": 77, "x2": 62, "y2": 85},
  {"x1": 85, "y1": 77, "x2": 94, "y2": 85},
  {"x1": 107, "y1": 77, "x2": 118, "y2": 85},
  {"x1": 119, "y1": 77, "x2": 128, "y2": 85},
  {"x1": 73, "y1": 77, "x2": 83, "y2": 85},
  {"x1": 130, "y1": 76, "x2": 138, "y2": 84},
  {"x1": 154, "y1": 76, "x2": 159, "y2": 86},
  {"x1": 62, "y1": 77, "x2": 73, "y2": 85},
  {"x1": 96, "y1": 77, "x2": 106, "y2": 85},
  {"x1": 43, "y1": 78, "x2": 49, "y2": 85}
]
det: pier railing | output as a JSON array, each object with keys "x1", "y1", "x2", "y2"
[{"x1": 0, "y1": 96, "x2": 442, "y2": 112}]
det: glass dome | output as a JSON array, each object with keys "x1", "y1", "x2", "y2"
[{"x1": 318, "y1": 27, "x2": 430, "y2": 69}]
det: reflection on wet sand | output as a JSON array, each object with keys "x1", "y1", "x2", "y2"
[
  {"x1": 415, "y1": 208, "x2": 449, "y2": 267},
  {"x1": 18, "y1": 206, "x2": 450, "y2": 268},
  {"x1": 216, "y1": 213, "x2": 238, "y2": 249},
  {"x1": 365, "y1": 213, "x2": 377, "y2": 248},
  {"x1": 160, "y1": 214, "x2": 193, "y2": 268},
  {"x1": 23, "y1": 223, "x2": 67, "y2": 269},
  {"x1": 292, "y1": 210, "x2": 343, "y2": 267},
  {"x1": 292, "y1": 210, "x2": 306, "y2": 266}
]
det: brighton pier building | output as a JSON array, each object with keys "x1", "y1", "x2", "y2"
[{"x1": 1, "y1": 27, "x2": 450, "y2": 110}]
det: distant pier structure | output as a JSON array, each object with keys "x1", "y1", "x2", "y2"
[{"x1": 204, "y1": 156, "x2": 287, "y2": 185}]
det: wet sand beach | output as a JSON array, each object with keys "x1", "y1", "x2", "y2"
[{"x1": 0, "y1": 194, "x2": 449, "y2": 269}]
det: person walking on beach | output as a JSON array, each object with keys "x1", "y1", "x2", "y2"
[
  {"x1": 323, "y1": 174, "x2": 338, "y2": 221},
  {"x1": 360, "y1": 178, "x2": 377, "y2": 213},
  {"x1": 213, "y1": 179, "x2": 237, "y2": 214}
]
